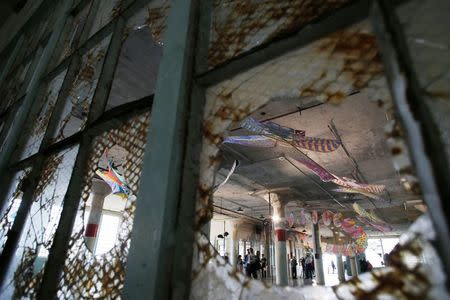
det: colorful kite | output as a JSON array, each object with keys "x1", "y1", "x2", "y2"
[
  {"x1": 223, "y1": 117, "x2": 341, "y2": 153},
  {"x1": 288, "y1": 212, "x2": 295, "y2": 228},
  {"x1": 353, "y1": 202, "x2": 392, "y2": 232},
  {"x1": 322, "y1": 210, "x2": 333, "y2": 226},
  {"x1": 288, "y1": 156, "x2": 386, "y2": 201},
  {"x1": 95, "y1": 160, "x2": 130, "y2": 198}
]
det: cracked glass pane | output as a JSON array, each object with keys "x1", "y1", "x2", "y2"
[
  {"x1": 50, "y1": 2, "x2": 91, "y2": 69},
  {"x1": 0, "y1": 146, "x2": 79, "y2": 299},
  {"x1": 15, "y1": 69, "x2": 68, "y2": 160},
  {"x1": 105, "y1": 4, "x2": 164, "y2": 110},
  {"x1": 51, "y1": 35, "x2": 112, "y2": 143},
  {"x1": 0, "y1": 168, "x2": 32, "y2": 254},
  {"x1": 190, "y1": 19, "x2": 444, "y2": 299},
  {"x1": 207, "y1": 0, "x2": 349, "y2": 69}
]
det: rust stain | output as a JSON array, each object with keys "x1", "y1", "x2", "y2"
[
  {"x1": 146, "y1": 2, "x2": 171, "y2": 44},
  {"x1": 208, "y1": 0, "x2": 349, "y2": 68}
]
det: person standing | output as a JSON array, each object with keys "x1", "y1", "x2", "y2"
[
  {"x1": 331, "y1": 260, "x2": 336, "y2": 274},
  {"x1": 300, "y1": 257, "x2": 306, "y2": 278},
  {"x1": 305, "y1": 254, "x2": 313, "y2": 279},
  {"x1": 244, "y1": 249, "x2": 251, "y2": 277},
  {"x1": 237, "y1": 255, "x2": 244, "y2": 272},
  {"x1": 291, "y1": 256, "x2": 298, "y2": 279},
  {"x1": 260, "y1": 254, "x2": 267, "y2": 279},
  {"x1": 249, "y1": 248, "x2": 259, "y2": 279}
]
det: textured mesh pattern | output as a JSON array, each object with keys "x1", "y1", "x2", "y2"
[{"x1": 57, "y1": 112, "x2": 149, "y2": 299}]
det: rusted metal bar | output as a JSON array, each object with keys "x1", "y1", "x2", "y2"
[{"x1": 123, "y1": 0, "x2": 200, "y2": 298}]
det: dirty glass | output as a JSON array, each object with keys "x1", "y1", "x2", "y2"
[
  {"x1": 0, "y1": 146, "x2": 79, "y2": 299},
  {"x1": 51, "y1": 35, "x2": 112, "y2": 143},
  {"x1": 57, "y1": 112, "x2": 149, "y2": 299},
  {"x1": 207, "y1": 0, "x2": 349, "y2": 69},
  {"x1": 50, "y1": 3, "x2": 92, "y2": 69},
  {"x1": 189, "y1": 19, "x2": 437, "y2": 298},
  {"x1": 0, "y1": 58, "x2": 33, "y2": 113},
  {"x1": 0, "y1": 168, "x2": 32, "y2": 254},
  {"x1": 105, "y1": 3, "x2": 164, "y2": 110},
  {"x1": 88, "y1": 0, "x2": 124, "y2": 38},
  {"x1": 15, "y1": 69, "x2": 68, "y2": 160}
]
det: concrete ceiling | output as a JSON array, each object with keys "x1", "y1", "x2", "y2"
[{"x1": 213, "y1": 91, "x2": 423, "y2": 237}]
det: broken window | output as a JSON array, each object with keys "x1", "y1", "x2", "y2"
[
  {"x1": 0, "y1": 146, "x2": 79, "y2": 299},
  {"x1": 57, "y1": 113, "x2": 149, "y2": 299},
  {"x1": 51, "y1": 35, "x2": 111, "y2": 143},
  {"x1": 14, "y1": 69, "x2": 68, "y2": 160}
]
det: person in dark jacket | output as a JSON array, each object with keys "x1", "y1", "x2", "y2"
[{"x1": 291, "y1": 256, "x2": 298, "y2": 279}]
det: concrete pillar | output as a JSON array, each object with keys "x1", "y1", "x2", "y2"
[
  {"x1": 84, "y1": 180, "x2": 110, "y2": 253},
  {"x1": 350, "y1": 256, "x2": 358, "y2": 277},
  {"x1": 264, "y1": 224, "x2": 271, "y2": 278},
  {"x1": 228, "y1": 220, "x2": 239, "y2": 266},
  {"x1": 336, "y1": 254, "x2": 345, "y2": 283},
  {"x1": 272, "y1": 197, "x2": 288, "y2": 286},
  {"x1": 312, "y1": 223, "x2": 325, "y2": 285}
]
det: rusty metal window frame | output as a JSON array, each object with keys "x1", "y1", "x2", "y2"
[
  {"x1": 0, "y1": 0, "x2": 160, "y2": 297},
  {"x1": 123, "y1": 0, "x2": 450, "y2": 298}
]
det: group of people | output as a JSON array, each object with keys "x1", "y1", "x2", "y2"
[
  {"x1": 299, "y1": 253, "x2": 315, "y2": 279},
  {"x1": 288, "y1": 254, "x2": 316, "y2": 280},
  {"x1": 236, "y1": 248, "x2": 267, "y2": 279}
]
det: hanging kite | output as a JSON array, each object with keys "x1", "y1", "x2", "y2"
[
  {"x1": 95, "y1": 159, "x2": 130, "y2": 198},
  {"x1": 353, "y1": 202, "x2": 393, "y2": 232},
  {"x1": 287, "y1": 212, "x2": 295, "y2": 228},
  {"x1": 213, "y1": 160, "x2": 240, "y2": 192},
  {"x1": 288, "y1": 156, "x2": 386, "y2": 201},
  {"x1": 223, "y1": 117, "x2": 341, "y2": 153}
]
